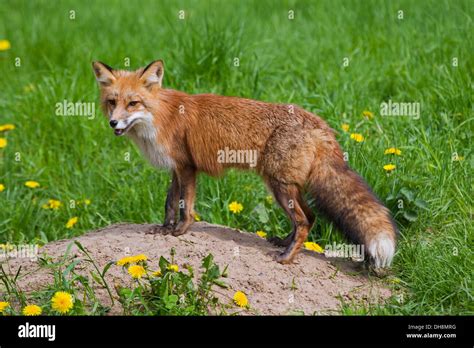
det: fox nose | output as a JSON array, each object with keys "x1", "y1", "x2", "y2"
[{"x1": 109, "y1": 120, "x2": 118, "y2": 128}]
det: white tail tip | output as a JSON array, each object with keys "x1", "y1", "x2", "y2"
[{"x1": 368, "y1": 234, "x2": 395, "y2": 268}]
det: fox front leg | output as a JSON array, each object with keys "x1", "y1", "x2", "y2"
[
  {"x1": 147, "y1": 172, "x2": 179, "y2": 235},
  {"x1": 161, "y1": 171, "x2": 180, "y2": 234},
  {"x1": 172, "y1": 167, "x2": 196, "y2": 237}
]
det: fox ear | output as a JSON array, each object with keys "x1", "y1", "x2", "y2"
[
  {"x1": 92, "y1": 61, "x2": 116, "y2": 86},
  {"x1": 139, "y1": 60, "x2": 164, "y2": 88}
]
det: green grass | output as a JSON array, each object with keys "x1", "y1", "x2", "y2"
[{"x1": 0, "y1": 0, "x2": 472, "y2": 315}]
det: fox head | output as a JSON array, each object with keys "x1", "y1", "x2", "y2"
[{"x1": 92, "y1": 60, "x2": 164, "y2": 136}]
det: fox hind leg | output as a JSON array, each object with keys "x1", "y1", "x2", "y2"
[
  {"x1": 267, "y1": 194, "x2": 315, "y2": 247},
  {"x1": 267, "y1": 179, "x2": 314, "y2": 264},
  {"x1": 268, "y1": 231, "x2": 295, "y2": 247}
]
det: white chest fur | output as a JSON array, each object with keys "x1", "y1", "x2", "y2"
[{"x1": 128, "y1": 119, "x2": 175, "y2": 170}]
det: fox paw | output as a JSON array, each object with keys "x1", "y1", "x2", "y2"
[
  {"x1": 171, "y1": 222, "x2": 191, "y2": 237},
  {"x1": 369, "y1": 264, "x2": 391, "y2": 278},
  {"x1": 146, "y1": 224, "x2": 173, "y2": 235},
  {"x1": 274, "y1": 252, "x2": 295, "y2": 264}
]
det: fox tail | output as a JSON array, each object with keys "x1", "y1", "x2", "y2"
[{"x1": 308, "y1": 158, "x2": 397, "y2": 268}]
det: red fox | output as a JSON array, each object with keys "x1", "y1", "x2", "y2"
[{"x1": 92, "y1": 60, "x2": 397, "y2": 269}]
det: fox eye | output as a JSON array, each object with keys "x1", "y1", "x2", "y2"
[
  {"x1": 107, "y1": 99, "x2": 116, "y2": 107},
  {"x1": 128, "y1": 101, "x2": 139, "y2": 107}
]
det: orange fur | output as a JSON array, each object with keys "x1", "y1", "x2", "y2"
[{"x1": 92, "y1": 60, "x2": 397, "y2": 268}]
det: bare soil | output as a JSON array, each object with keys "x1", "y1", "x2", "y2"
[{"x1": 5, "y1": 222, "x2": 391, "y2": 315}]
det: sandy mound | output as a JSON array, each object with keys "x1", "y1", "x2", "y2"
[{"x1": 4, "y1": 222, "x2": 391, "y2": 315}]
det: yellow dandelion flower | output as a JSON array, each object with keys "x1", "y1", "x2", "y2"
[
  {"x1": 384, "y1": 147, "x2": 402, "y2": 156},
  {"x1": 168, "y1": 264, "x2": 179, "y2": 272},
  {"x1": 350, "y1": 133, "x2": 364, "y2": 142},
  {"x1": 0, "y1": 124, "x2": 15, "y2": 132},
  {"x1": 117, "y1": 256, "x2": 133, "y2": 266},
  {"x1": 22, "y1": 304, "x2": 42, "y2": 316},
  {"x1": 383, "y1": 164, "x2": 396, "y2": 172},
  {"x1": 265, "y1": 195, "x2": 274, "y2": 204},
  {"x1": 362, "y1": 110, "x2": 374, "y2": 119},
  {"x1": 83, "y1": 199, "x2": 91, "y2": 205},
  {"x1": 256, "y1": 230, "x2": 267, "y2": 238},
  {"x1": 23, "y1": 84, "x2": 35, "y2": 93},
  {"x1": 233, "y1": 291, "x2": 248, "y2": 308},
  {"x1": 49, "y1": 200, "x2": 62, "y2": 209},
  {"x1": 0, "y1": 40, "x2": 11, "y2": 51},
  {"x1": 0, "y1": 301, "x2": 9, "y2": 313},
  {"x1": 304, "y1": 242, "x2": 324, "y2": 253},
  {"x1": 51, "y1": 291, "x2": 74, "y2": 314},
  {"x1": 194, "y1": 213, "x2": 201, "y2": 222},
  {"x1": 0, "y1": 138, "x2": 7, "y2": 148},
  {"x1": 152, "y1": 270, "x2": 162, "y2": 277},
  {"x1": 0, "y1": 184, "x2": 4, "y2": 192},
  {"x1": 117, "y1": 254, "x2": 148, "y2": 266},
  {"x1": 0, "y1": 243, "x2": 14, "y2": 251},
  {"x1": 131, "y1": 254, "x2": 148, "y2": 263},
  {"x1": 25, "y1": 181, "x2": 40, "y2": 188},
  {"x1": 128, "y1": 265, "x2": 146, "y2": 279},
  {"x1": 42, "y1": 199, "x2": 62, "y2": 210},
  {"x1": 65, "y1": 216, "x2": 78, "y2": 229},
  {"x1": 228, "y1": 201, "x2": 243, "y2": 214},
  {"x1": 341, "y1": 123, "x2": 350, "y2": 132}
]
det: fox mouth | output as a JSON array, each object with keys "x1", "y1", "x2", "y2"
[
  {"x1": 114, "y1": 120, "x2": 138, "y2": 136},
  {"x1": 114, "y1": 128, "x2": 127, "y2": 136}
]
